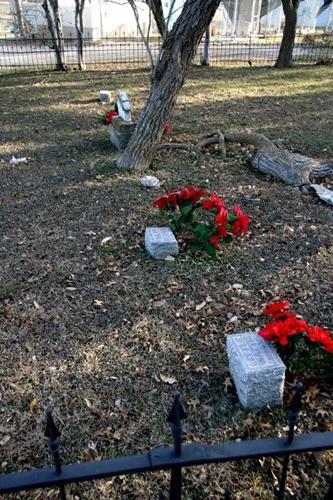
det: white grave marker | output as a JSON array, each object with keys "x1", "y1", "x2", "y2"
[
  {"x1": 226, "y1": 332, "x2": 286, "y2": 410},
  {"x1": 145, "y1": 227, "x2": 179, "y2": 259},
  {"x1": 117, "y1": 90, "x2": 131, "y2": 122},
  {"x1": 99, "y1": 90, "x2": 111, "y2": 103}
]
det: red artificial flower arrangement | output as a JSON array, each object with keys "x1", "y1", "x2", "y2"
[
  {"x1": 153, "y1": 187, "x2": 250, "y2": 256},
  {"x1": 258, "y1": 302, "x2": 333, "y2": 376},
  {"x1": 105, "y1": 111, "x2": 119, "y2": 124}
]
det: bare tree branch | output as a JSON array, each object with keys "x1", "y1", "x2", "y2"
[
  {"x1": 128, "y1": 0, "x2": 155, "y2": 70},
  {"x1": 145, "y1": 0, "x2": 166, "y2": 38}
]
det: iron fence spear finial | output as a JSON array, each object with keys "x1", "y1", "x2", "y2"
[
  {"x1": 45, "y1": 408, "x2": 66, "y2": 499},
  {"x1": 277, "y1": 383, "x2": 304, "y2": 500},
  {"x1": 167, "y1": 391, "x2": 187, "y2": 457},
  {"x1": 45, "y1": 408, "x2": 61, "y2": 440},
  {"x1": 287, "y1": 382, "x2": 303, "y2": 445}
]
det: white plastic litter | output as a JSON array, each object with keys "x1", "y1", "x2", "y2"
[
  {"x1": 9, "y1": 156, "x2": 27, "y2": 166},
  {"x1": 100, "y1": 236, "x2": 112, "y2": 246}
]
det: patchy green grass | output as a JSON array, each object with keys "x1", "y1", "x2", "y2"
[{"x1": 0, "y1": 65, "x2": 332, "y2": 499}]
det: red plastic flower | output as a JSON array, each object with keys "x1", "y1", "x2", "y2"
[
  {"x1": 325, "y1": 340, "x2": 333, "y2": 354},
  {"x1": 263, "y1": 301, "x2": 291, "y2": 320},
  {"x1": 153, "y1": 196, "x2": 168, "y2": 209},
  {"x1": 231, "y1": 204, "x2": 250, "y2": 236},
  {"x1": 153, "y1": 192, "x2": 178, "y2": 209},
  {"x1": 203, "y1": 194, "x2": 225, "y2": 211},
  {"x1": 163, "y1": 123, "x2": 172, "y2": 134},
  {"x1": 210, "y1": 234, "x2": 221, "y2": 250},
  {"x1": 259, "y1": 315, "x2": 307, "y2": 346},
  {"x1": 178, "y1": 187, "x2": 205, "y2": 206},
  {"x1": 259, "y1": 321, "x2": 288, "y2": 345},
  {"x1": 215, "y1": 206, "x2": 228, "y2": 226},
  {"x1": 215, "y1": 206, "x2": 229, "y2": 238},
  {"x1": 202, "y1": 199, "x2": 215, "y2": 210},
  {"x1": 259, "y1": 301, "x2": 333, "y2": 355},
  {"x1": 105, "y1": 111, "x2": 118, "y2": 124},
  {"x1": 306, "y1": 326, "x2": 333, "y2": 354}
]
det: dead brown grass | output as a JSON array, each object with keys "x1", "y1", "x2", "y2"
[{"x1": 0, "y1": 65, "x2": 332, "y2": 499}]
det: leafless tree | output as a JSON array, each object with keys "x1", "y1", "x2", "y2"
[
  {"x1": 74, "y1": 0, "x2": 86, "y2": 70},
  {"x1": 42, "y1": 0, "x2": 67, "y2": 70}
]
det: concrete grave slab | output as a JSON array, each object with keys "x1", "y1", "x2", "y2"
[
  {"x1": 145, "y1": 227, "x2": 179, "y2": 259},
  {"x1": 226, "y1": 332, "x2": 286, "y2": 411}
]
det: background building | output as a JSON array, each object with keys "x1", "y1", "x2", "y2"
[{"x1": 1, "y1": 0, "x2": 332, "y2": 40}]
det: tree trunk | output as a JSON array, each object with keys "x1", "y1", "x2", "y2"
[
  {"x1": 13, "y1": 0, "x2": 26, "y2": 37},
  {"x1": 52, "y1": 0, "x2": 65, "y2": 64},
  {"x1": 42, "y1": 0, "x2": 67, "y2": 71},
  {"x1": 275, "y1": 0, "x2": 300, "y2": 68},
  {"x1": 116, "y1": 0, "x2": 221, "y2": 171},
  {"x1": 75, "y1": 0, "x2": 86, "y2": 70},
  {"x1": 201, "y1": 26, "x2": 211, "y2": 66}
]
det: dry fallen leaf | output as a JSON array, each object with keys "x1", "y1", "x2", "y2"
[
  {"x1": 187, "y1": 398, "x2": 200, "y2": 410},
  {"x1": 193, "y1": 366, "x2": 209, "y2": 373},
  {"x1": 84, "y1": 398, "x2": 104, "y2": 418},
  {"x1": 0, "y1": 435, "x2": 10, "y2": 446},
  {"x1": 94, "y1": 299, "x2": 104, "y2": 308},
  {"x1": 114, "y1": 399, "x2": 122, "y2": 410},
  {"x1": 304, "y1": 385, "x2": 321, "y2": 406},
  {"x1": 100, "y1": 236, "x2": 112, "y2": 246},
  {"x1": 223, "y1": 377, "x2": 233, "y2": 393},
  {"x1": 315, "y1": 408, "x2": 330, "y2": 418},
  {"x1": 195, "y1": 301, "x2": 206, "y2": 312},
  {"x1": 159, "y1": 373, "x2": 177, "y2": 385},
  {"x1": 87, "y1": 440, "x2": 98, "y2": 455},
  {"x1": 29, "y1": 399, "x2": 37, "y2": 414},
  {"x1": 113, "y1": 430, "x2": 122, "y2": 441}
]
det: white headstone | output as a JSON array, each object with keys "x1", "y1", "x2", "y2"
[
  {"x1": 145, "y1": 227, "x2": 179, "y2": 259},
  {"x1": 226, "y1": 332, "x2": 286, "y2": 411},
  {"x1": 99, "y1": 90, "x2": 111, "y2": 103},
  {"x1": 117, "y1": 90, "x2": 131, "y2": 122}
]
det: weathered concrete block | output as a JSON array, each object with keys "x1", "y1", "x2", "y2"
[
  {"x1": 109, "y1": 117, "x2": 136, "y2": 151},
  {"x1": 145, "y1": 227, "x2": 179, "y2": 259},
  {"x1": 99, "y1": 90, "x2": 111, "y2": 103},
  {"x1": 226, "y1": 332, "x2": 286, "y2": 411}
]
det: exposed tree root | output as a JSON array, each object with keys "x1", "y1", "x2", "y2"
[{"x1": 158, "y1": 130, "x2": 333, "y2": 206}]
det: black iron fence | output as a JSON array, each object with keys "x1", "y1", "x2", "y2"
[
  {"x1": 0, "y1": 385, "x2": 332, "y2": 499},
  {"x1": 0, "y1": 33, "x2": 332, "y2": 70}
]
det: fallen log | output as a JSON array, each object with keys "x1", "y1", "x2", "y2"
[{"x1": 158, "y1": 130, "x2": 333, "y2": 206}]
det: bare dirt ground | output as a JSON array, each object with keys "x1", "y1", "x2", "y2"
[{"x1": 0, "y1": 65, "x2": 332, "y2": 499}]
